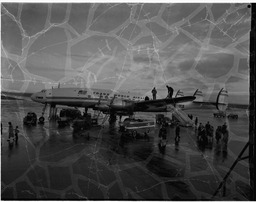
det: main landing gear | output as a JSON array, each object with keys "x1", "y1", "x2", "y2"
[
  {"x1": 38, "y1": 103, "x2": 47, "y2": 124},
  {"x1": 38, "y1": 104, "x2": 58, "y2": 124}
]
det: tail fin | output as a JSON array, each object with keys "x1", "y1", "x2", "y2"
[
  {"x1": 216, "y1": 88, "x2": 228, "y2": 111},
  {"x1": 175, "y1": 90, "x2": 184, "y2": 98},
  {"x1": 193, "y1": 89, "x2": 203, "y2": 102}
]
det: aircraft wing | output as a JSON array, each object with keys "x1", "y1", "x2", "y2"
[{"x1": 134, "y1": 96, "x2": 196, "y2": 111}]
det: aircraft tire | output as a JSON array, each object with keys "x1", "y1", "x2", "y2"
[
  {"x1": 132, "y1": 130, "x2": 137, "y2": 139},
  {"x1": 39, "y1": 117, "x2": 45, "y2": 123}
]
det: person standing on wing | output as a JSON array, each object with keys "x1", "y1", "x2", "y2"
[
  {"x1": 151, "y1": 87, "x2": 157, "y2": 100},
  {"x1": 166, "y1": 85, "x2": 174, "y2": 99}
]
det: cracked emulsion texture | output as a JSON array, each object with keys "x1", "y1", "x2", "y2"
[{"x1": 1, "y1": 3, "x2": 250, "y2": 200}]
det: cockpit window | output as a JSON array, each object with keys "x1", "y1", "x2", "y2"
[{"x1": 41, "y1": 89, "x2": 46, "y2": 93}]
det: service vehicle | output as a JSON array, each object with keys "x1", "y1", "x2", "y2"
[
  {"x1": 213, "y1": 111, "x2": 226, "y2": 118},
  {"x1": 58, "y1": 108, "x2": 82, "y2": 127},
  {"x1": 120, "y1": 118, "x2": 155, "y2": 140},
  {"x1": 23, "y1": 112, "x2": 37, "y2": 126},
  {"x1": 227, "y1": 113, "x2": 238, "y2": 119}
]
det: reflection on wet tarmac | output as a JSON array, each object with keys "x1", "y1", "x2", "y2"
[{"x1": 1, "y1": 100, "x2": 250, "y2": 200}]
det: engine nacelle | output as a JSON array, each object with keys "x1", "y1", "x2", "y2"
[
  {"x1": 94, "y1": 99, "x2": 134, "y2": 112},
  {"x1": 93, "y1": 104, "x2": 110, "y2": 112},
  {"x1": 110, "y1": 99, "x2": 134, "y2": 111}
]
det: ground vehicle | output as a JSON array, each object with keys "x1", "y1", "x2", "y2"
[
  {"x1": 156, "y1": 114, "x2": 165, "y2": 124},
  {"x1": 72, "y1": 114, "x2": 92, "y2": 132},
  {"x1": 120, "y1": 118, "x2": 155, "y2": 140},
  {"x1": 213, "y1": 111, "x2": 226, "y2": 118},
  {"x1": 156, "y1": 114, "x2": 174, "y2": 126},
  {"x1": 58, "y1": 108, "x2": 82, "y2": 127},
  {"x1": 23, "y1": 112, "x2": 37, "y2": 125},
  {"x1": 227, "y1": 113, "x2": 238, "y2": 119}
]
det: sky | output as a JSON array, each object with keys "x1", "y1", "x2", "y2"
[{"x1": 1, "y1": 3, "x2": 251, "y2": 104}]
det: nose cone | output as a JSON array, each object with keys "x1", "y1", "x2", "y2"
[{"x1": 31, "y1": 93, "x2": 37, "y2": 102}]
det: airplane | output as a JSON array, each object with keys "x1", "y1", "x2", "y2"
[
  {"x1": 174, "y1": 88, "x2": 228, "y2": 112},
  {"x1": 27, "y1": 86, "x2": 228, "y2": 124}
]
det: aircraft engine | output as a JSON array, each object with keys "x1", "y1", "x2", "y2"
[
  {"x1": 216, "y1": 88, "x2": 228, "y2": 111},
  {"x1": 94, "y1": 104, "x2": 110, "y2": 112},
  {"x1": 109, "y1": 99, "x2": 134, "y2": 111}
]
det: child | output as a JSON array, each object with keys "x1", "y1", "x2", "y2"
[{"x1": 15, "y1": 126, "x2": 19, "y2": 143}]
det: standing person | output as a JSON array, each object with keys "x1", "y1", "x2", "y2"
[
  {"x1": 198, "y1": 123, "x2": 203, "y2": 133},
  {"x1": 222, "y1": 122, "x2": 227, "y2": 133},
  {"x1": 8, "y1": 122, "x2": 14, "y2": 139},
  {"x1": 14, "y1": 126, "x2": 19, "y2": 143},
  {"x1": 1, "y1": 123, "x2": 2, "y2": 146},
  {"x1": 158, "y1": 124, "x2": 167, "y2": 153},
  {"x1": 166, "y1": 85, "x2": 174, "y2": 99},
  {"x1": 151, "y1": 87, "x2": 157, "y2": 100},
  {"x1": 215, "y1": 126, "x2": 222, "y2": 144},
  {"x1": 8, "y1": 122, "x2": 14, "y2": 146},
  {"x1": 175, "y1": 124, "x2": 180, "y2": 143},
  {"x1": 222, "y1": 126, "x2": 229, "y2": 153},
  {"x1": 201, "y1": 127, "x2": 207, "y2": 146},
  {"x1": 195, "y1": 117, "x2": 198, "y2": 127},
  {"x1": 208, "y1": 125, "x2": 214, "y2": 145},
  {"x1": 205, "y1": 121, "x2": 211, "y2": 140}
]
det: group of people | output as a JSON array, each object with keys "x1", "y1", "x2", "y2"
[
  {"x1": 151, "y1": 85, "x2": 174, "y2": 100},
  {"x1": 158, "y1": 123, "x2": 168, "y2": 151},
  {"x1": 215, "y1": 123, "x2": 229, "y2": 152},
  {"x1": 197, "y1": 121, "x2": 214, "y2": 146},
  {"x1": 158, "y1": 121, "x2": 181, "y2": 154},
  {"x1": 196, "y1": 120, "x2": 229, "y2": 151}
]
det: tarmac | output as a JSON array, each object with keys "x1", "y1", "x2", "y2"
[{"x1": 1, "y1": 104, "x2": 250, "y2": 200}]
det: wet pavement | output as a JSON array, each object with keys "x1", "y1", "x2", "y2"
[{"x1": 1, "y1": 100, "x2": 250, "y2": 200}]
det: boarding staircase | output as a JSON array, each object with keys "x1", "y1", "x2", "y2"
[{"x1": 167, "y1": 105, "x2": 193, "y2": 127}]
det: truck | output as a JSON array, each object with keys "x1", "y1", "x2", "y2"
[
  {"x1": 120, "y1": 118, "x2": 155, "y2": 140},
  {"x1": 58, "y1": 108, "x2": 82, "y2": 127},
  {"x1": 227, "y1": 113, "x2": 238, "y2": 119},
  {"x1": 23, "y1": 112, "x2": 37, "y2": 126},
  {"x1": 155, "y1": 114, "x2": 174, "y2": 126},
  {"x1": 213, "y1": 111, "x2": 226, "y2": 118}
]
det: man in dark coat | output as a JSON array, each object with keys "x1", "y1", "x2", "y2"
[
  {"x1": 175, "y1": 124, "x2": 180, "y2": 142},
  {"x1": 151, "y1": 87, "x2": 157, "y2": 100},
  {"x1": 166, "y1": 85, "x2": 174, "y2": 98}
]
